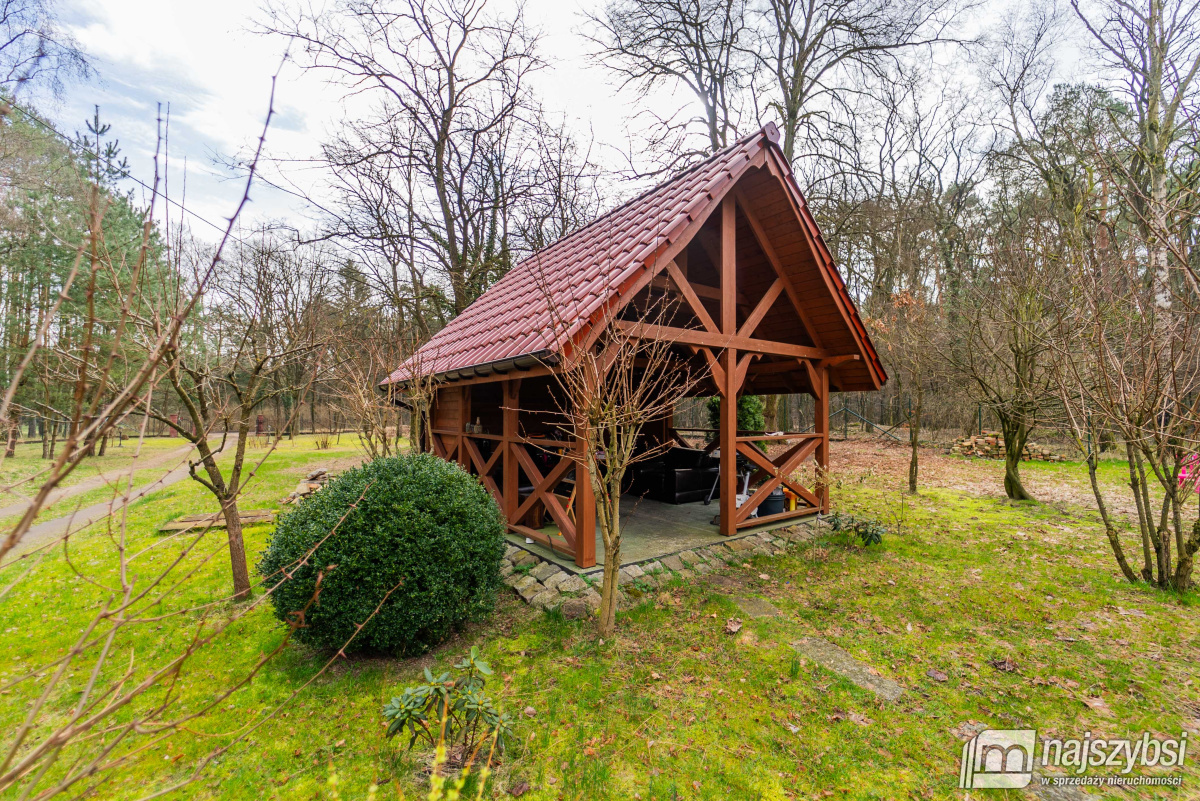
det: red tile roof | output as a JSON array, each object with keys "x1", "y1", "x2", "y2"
[{"x1": 385, "y1": 124, "x2": 884, "y2": 388}]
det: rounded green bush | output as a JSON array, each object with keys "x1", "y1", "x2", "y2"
[{"x1": 258, "y1": 453, "x2": 506, "y2": 655}]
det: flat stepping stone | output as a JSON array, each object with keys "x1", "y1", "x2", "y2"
[
  {"x1": 556, "y1": 575, "x2": 588, "y2": 593},
  {"x1": 704, "y1": 575, "x2": 739, "y2": 591},
  {"x1": 734, "y1": 596, "x2": 782, "y2": 618},
  {"x1": 793, "y1": 637, "x2": 904, "y2": 702},
  {"x1": 661, "y1": 554, "x2": 685, "y2": 571},
  {"x1": 529, "y1": 561, "x2": 561, "y2": 582}
]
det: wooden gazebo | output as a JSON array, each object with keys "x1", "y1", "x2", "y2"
[{"x1": 384, "y1": 124, "x2": 885, "y2": 569}]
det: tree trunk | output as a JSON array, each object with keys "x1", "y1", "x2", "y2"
[
  {"x1": 1156, "y1": 498, "x2": 1172, "y2": 588},
  {"x1": 998, "y1": 416, "x2": 1033, "y2": 501},
  {"x1": 221, "y1": 499, "x2": 252, "y2": 601},
  {"x1": 4, "y1": 413, "x2": 18, "y2": 458},
  {"x1": 1086, "y1": 453, "x2": 1139, "y2": 583},
  {"x1": 188, "y1": 421, "x2": 252, "y2": 603},
  {"x1": 1003, "y1": 450, "x2": 1032, "y2": 501},
  {"x1": 596, "y1": 493, "x2": 621, "y2": 638},
  {"x1": 763, "y1": 395, "x2": 778, "y2": 432},
  {"x1": 81, "y1": 415, "x2": 95, "y2": 457},
  {"x1": 1174, "y1": 517, "x2": 1200, "y2": 592},
  {"x1": 1136, "y1": 451, "x2": 1168, "y2": 586},
  {"x1": 907, "y1": 384, "x2": 922, "y2": 494},
  {"x1": 597, "y1": 548, "x2": 620, "y2": 637},
  {"x1": 1125, "y1": 441, "x2": 1155, "y2": 581}
]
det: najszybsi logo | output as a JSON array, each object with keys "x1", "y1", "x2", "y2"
[
  {"x1": 960, "y1": 729, "x2": 1037, "y2": 789},
  {"x1": 959, "y1": 729, "x2": 1190, "y2": 789}
]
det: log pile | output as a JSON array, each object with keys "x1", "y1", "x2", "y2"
[
  {"x1": 159, "y1": 509, "x2": 276, "y2": 532},
  {"x1": 949, "y1": 431, "x2": 1064, "y2": 462},
  {"x1": 283, "y1": 468, "x2": 333, "y2": 504}
]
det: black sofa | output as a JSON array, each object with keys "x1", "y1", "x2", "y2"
[{"x1": 627, "y1": 447, "x2": 720, "y2": 504}]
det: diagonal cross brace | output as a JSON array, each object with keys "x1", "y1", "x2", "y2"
[
  {"x1": 463, "y1": 437, "x2": 503, "y2": 505},
  {"x1": 513, "y1": 444, "x2": 577, "y2": 545},
  {"x1": 735, "y1": 438, "x2": 821, "y2": 523}
]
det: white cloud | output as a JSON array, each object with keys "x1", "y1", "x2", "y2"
[{"x1": 44, "y1": 0, "x2": 1058, "y2": 238}]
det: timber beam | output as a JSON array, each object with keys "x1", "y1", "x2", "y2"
[{"x1": 614, "y1": 320, "x2": 830, "y2": 360}]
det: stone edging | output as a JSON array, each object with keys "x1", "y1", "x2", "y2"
[{"x1": 500, "y1": 523, "x2": 816, "y2": 619}]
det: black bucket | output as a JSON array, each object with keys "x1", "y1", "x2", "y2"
[{"x1": 759, "y1": 487, "x2": 786, "y2": 517}]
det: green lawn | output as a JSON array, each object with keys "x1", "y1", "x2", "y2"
[
  {"x1": 1, "y1": 439, "x2": 1197, "y2": 800},
  {"x1": 0, "y1": 466, "x2": 184, "y2": 530},
  {"x1": 0, "y1": 435, "x2": 186, "y2": 496}
]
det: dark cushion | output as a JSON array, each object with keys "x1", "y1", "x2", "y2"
[{"x1": 628, "y1": 447, "x2": 720, "y2": 504}]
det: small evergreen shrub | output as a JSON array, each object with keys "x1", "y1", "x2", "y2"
[
  {"x1": 382, "y1": 647, "x2": 513, "y2": 760},
  {"x1": 706, "y1": 395, "x2": 766, "y2": 432},
  {"x1": 825, "y1": 511, "x2": 885, "y2": 546},
  {"x1": 258, "y1": 453, "x2": 506, "y2": 655}
]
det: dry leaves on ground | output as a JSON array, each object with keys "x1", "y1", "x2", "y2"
[
  {"x1": 1083, "y1": 696, "x2": 1114, "y2": 717},
  {"x1": 988, "y1": 657, "x2": 1019, "y2": 673}
]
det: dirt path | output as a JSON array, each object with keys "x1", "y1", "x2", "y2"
[
  {"x1": 2, "y1": 436, "x2": 235, "y2": 562},
  {"x1": 0, "y1": 440, "x2": 199, "y2": 521}
]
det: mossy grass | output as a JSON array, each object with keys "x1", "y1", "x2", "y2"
[
  {"x1": 1, "y1": 439, "x2": 1196, "y2": 799},
  {"x1": 0, "y1": 436, "x2": 185, "y2": 494}
]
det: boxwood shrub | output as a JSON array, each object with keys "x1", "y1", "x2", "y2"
[{"x1": 258, "y1": 452, "x2": 506, "y2": 655}]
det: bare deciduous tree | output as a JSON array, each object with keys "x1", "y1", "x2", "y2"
[
  {"x1": 995, "y1": 0, "x2": 1200, "y2": 587},
  {"x1": 539, "y1": 284, "x2": 704, "y2": 636},
  {"x1": 586, "y1": 0, "x2": 750, "y2": 167},
  {"x1": 330, "y1": 318, "x2": 419, "y2": 459},
  {"x1": 0, "y1": 0, "x2": 90, "y2": 97},
  {"x1": 261, "y1": 0, "x2": 542, "y2": 323},
  {"x1": 143, "y1": 230, "x2": 325, "y2": 599},
  {"x1": 1071, "y1": 0, "x2": 1200, "y2": 311},
  {"x1": 943, "y1": 181, "x2": 1063, "y2": 501},
  {"x1": 751, "y1": 0, "x2": 966, "y2": 168}
]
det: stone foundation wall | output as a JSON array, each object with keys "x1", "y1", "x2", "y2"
[{"x1": 500, "y1": 524, "x2": 816, "y2": 619}]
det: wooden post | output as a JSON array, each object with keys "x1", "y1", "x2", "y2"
[
  {"x1": 502, "y1": 379, "x2": 521, "y2": 523},
  {"x1": 719, "y1": 349, "x2": 738, "y2": 535},
  {"x1": 573, "y1": 434, "x2": 597, "y2": 568},
  {"x1": 719, "y1": 196, "x2": 739, "y2": 536},
  {"x1": 424, "y1": 385, "x2": 435, "y2": 454},
  {"x1": 459, "y1": 386, "x2": 470, "y2": 469},
  {"x1": 815, "y1": 366, "x2": 830, "y2": 513}
]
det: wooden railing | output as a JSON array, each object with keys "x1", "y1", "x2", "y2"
[
  {"x1": 672, "y1": 427, "x2": 824, "y2": 528},
  {"x1": 439, "y1": 430, "x2": 580, "y2": 558}
]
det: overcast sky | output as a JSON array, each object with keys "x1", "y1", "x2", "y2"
[
  {"x1": 39, "y1": 0, "x2": 1090, "y2": 241},
  {"x1": 39, "y1": 0, "x2": 669, "y2": 238}
]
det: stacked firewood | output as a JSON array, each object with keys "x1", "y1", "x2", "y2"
[
  {"x1": 283, "y1": 468, "x2": 332, "y2": 504},
  {"x1": 949, "y1": 431, "x2": 1064, "y2": 462}
]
